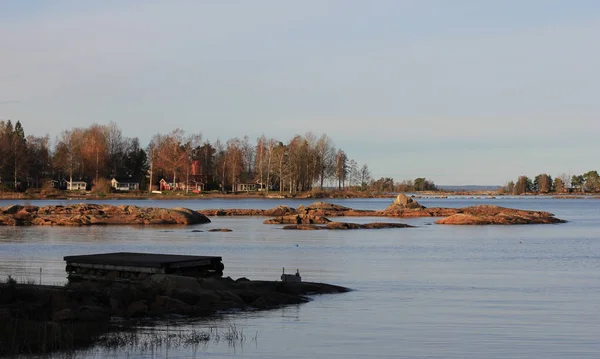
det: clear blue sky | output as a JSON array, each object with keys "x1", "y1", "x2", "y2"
[{"x1": 1, "y1": 1, "x2": 599, "y2": 185}]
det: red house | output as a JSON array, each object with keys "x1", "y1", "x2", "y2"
[{"x1": 159, "y1": 178, "x2": 173, "y2": 191}]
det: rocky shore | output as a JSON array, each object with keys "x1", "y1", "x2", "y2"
[
  {"x1": 0, "y1": 275, "x2": 348, "y2": 355},
  {"x1": 0, "y1": 204, "x2": 210, "y2": 226},
  {"x1": 0, "y1": 194, "x2": 565, "y2": 226},
  {"x1": 206, "y1": 195, "x2": 565, "y2": 225}
]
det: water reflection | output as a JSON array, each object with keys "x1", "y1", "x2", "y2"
[{"x1": 3, "y1": 198, "x2": 600, "y2": 358}]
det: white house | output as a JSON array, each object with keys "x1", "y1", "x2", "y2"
[
  {"x1": 63, "y1": 179, "x2": 87, "y2": 191},
  {"x1": 111, "y1": 177, "x2": 140, "y2": 191}
]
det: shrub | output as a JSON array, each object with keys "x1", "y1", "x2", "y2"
[{"x1": 92, "y1": 178, "x2": 112, "y2": 194}]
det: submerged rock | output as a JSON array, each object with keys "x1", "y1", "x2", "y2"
[
  {"x1": 282, "y1": 224, "x2": 325, "y2": 230},
  {"x1": 264, "y1": 214, "x2": 331, "y2": 224},
  {"x1": 283, "y1": 221, "x2": 413, "y2": 230}
]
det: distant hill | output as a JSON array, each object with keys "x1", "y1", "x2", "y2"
[{"x1": 437, "y1": 185, "x2": 500, "y2": 192}]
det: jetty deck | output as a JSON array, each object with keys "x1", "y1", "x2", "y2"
[{"x1": 64, "y1": 252, "x2": 224, "y2": 281}]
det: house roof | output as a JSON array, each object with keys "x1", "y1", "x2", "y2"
[
  {"x1": 112, "y1": 177, "x2": 140, "y2": 183},
  {"x1": 62, "y1": 179, "x2": 87, "y2": 184}
]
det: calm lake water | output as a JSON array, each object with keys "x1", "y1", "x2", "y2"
[{"x1": 1, "y1": 197, "x2": 600, "y2": 358}]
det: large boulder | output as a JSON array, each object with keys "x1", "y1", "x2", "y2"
[
  {"x1": 296, "y1": 202, "x2": 351, "y2": 216},
  {"x1": 263, "y1": 206, "x2": 297, "y2": 217},
  {"x1": 391, "y1": 194, "x2": 424, "y2": 209}
]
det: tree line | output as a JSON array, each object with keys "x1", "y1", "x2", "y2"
[
  {"x1": 147, "y1": 129, "x2": 373, "y2": 193},
  {"x1": 500, "y1": 171, "x2": 600, "y2": 194},
  {"x1": 368, "y1": 177, "x2": 438, "y2": 192},
  {"x1": 0, "y1": 120, "x2": 382, "y2": 193}
]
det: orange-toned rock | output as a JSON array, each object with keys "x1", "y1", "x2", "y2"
[
  {"x1": 391, "y1": 194, "x2": 425, "y2": 209},
  {"x1": 0, "y1": 204, "x2": 211, "y2": 226},
  {"x1": 435, "y1": 205, "x2": 565, "y2": 225},
  {"x1": 263, "y1": 206, "x2": 297, "y2": 217}
]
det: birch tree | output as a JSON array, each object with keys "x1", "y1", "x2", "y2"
[{"x1": 54, "y1": 129, "x2": 84, "y2": 188}]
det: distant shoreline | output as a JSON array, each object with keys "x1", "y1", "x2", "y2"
[{"x1": 0, "y1": 190, "x2": 597, "y2": 201}]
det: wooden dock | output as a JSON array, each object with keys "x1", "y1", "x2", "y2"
[{"x1": 64, "y1": 252, "x2": 224, "y2": 281}]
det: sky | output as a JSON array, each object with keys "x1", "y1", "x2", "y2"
[{"x1": 1, "y1": 1, "x2": 599, "y2": 185}]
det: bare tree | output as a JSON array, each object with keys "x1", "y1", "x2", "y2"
[
  {"x1": 104, "y1": 121, "x2": 125, "y2": 177},
  {"x1": 335, "y1": 149, "x2": 348, "y2": 190},
  {"x1": 81, "y1": 124, "x2": 108, "y2": 183},
  {"x1": 54, "y1": 129, "x2": 84, "y2": 189},
  {"x1": 315, "y1": 134, "x2": 335, "y2": 190},
  {"x1": 255, "y1": 135, "x2": 267, "y2": 191},
  {"x1": 348, "y1": 159, "x2": 359, "y2": 188},
  {"x1": 183, "y1": 133, "x2": 202, "y2": 193},
  {"x1": 226, "y1": 138, "x2": 243, "y2": 192},
  {"x1": 359, "y1": 164, "x2": 371, "y2": 190},
  {"x1": 273, "y1": 142, "x2": 287, "y2": 193},
  {"x1": 213, "y1": 139, "x2": 226, "y2": 192},
  {"x1": 149, "y1": 129, "x2": 187, "y2": 190},
  {"x1": 26, "y1": 135, "x2": 51, "y2": 188},
  {"x1": 265, "y1": 138, "x2": 276, "y2": 193},
  {"x1": 241, "y1": 135, "x2": 254, "y2": 182}
]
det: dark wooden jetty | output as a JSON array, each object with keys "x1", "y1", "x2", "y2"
[{"x1": 64, "y1": 252, "x2": 224, "y2": 281}]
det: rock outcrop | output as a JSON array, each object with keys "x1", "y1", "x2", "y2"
[
  {"x1": 383, "y1": 193, "x2": 425, "y2": 213},
  {"x1": 258, "y1": 201, "x2": 564, "y2": 225},
  {"x1": 264, "y1": 214, "x2": 331, "y2": 225},
  {"x1": 197, "y1": 208, "x2": 266, "y2": 216},
  {"x1": 0, "y1": 274, "x2": 349, "y2": 355},
  {"x1": 0, "y1": 204, "x2": 211, "y2": 226},
  {"x1": 435, "y1": 205, "x2": 565, "y2": 225},
  {"x1": 263, "y1": 205, "x2": 296, "y2": 217},
  {"x1": 283, "y1": 222, "x2": 413, "y2": 230},
  {"x1": 0, "y1": 202, "x2": 564, "y2": 227}
]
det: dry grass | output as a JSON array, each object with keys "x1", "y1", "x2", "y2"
[{"x1": 97, "y1": 322, "x2": 252, "y2": 353}]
